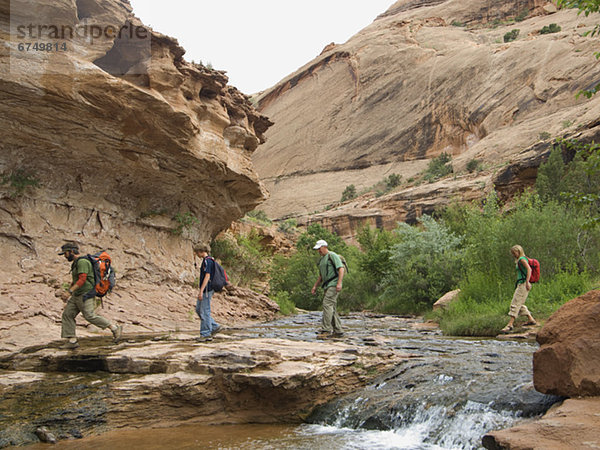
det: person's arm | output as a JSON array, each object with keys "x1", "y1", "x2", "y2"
[
  {"x1": 62, "y1": 261, "x2": 88, "y2": 299},
  {"x1": 311, "y1": 275, "x2": 322, "y2": 295},
  {"x1": 198, "y1": 272, "x2": 211, "y2": 299},
  {"x1": 336, "y1": 266, "x2": 344, "y2": 292}
]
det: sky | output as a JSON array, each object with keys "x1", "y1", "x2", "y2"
[{"x1": 129, "y1": 0, "x2": 395, "y2": 94}]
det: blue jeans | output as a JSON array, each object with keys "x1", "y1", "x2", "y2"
[{"x1": 196, "y1": 290, "x2": 219, "y2": 337}]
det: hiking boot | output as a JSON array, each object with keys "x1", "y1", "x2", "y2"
[
  {"x1": 211, "y1": 326, "x2": 223, "y2": 336},
  {"x1": 112, "y1": 325, "x2": 123, "y2": 343},
  {"x1": 196, "y1": 336, "x2": 213, "y2": 342},
  {"x1": 332, "y1": 332, "x2": 344, "y2": 338},
  {"x1": 60, "y1": 340, "x2": 79, "y2": 350}
]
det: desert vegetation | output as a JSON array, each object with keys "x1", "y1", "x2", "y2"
[{"x1": 220, "y1": 139, "x2": 600, "y2": 335}]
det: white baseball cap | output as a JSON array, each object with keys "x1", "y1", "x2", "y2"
[{"x1": 313, "y1": 239, "x2": 328, "y2": 250}]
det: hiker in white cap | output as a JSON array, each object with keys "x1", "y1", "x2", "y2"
[{"x1": 311, "y1": 239, "x2": 344, "y2": 337}]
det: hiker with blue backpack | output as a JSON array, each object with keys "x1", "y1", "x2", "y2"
[
  {"x1": 193, "y1": 243, "x2": 224, "y2": 342},
  {"x1": 311, "y1": 239, "x2": 345, "y2": 338},
  {"x1": 58, "y1": 242, "x2": 122, "y2": 349},
  {"x1": 501, "y1": 244, "x2": 538, "y2": 333}
]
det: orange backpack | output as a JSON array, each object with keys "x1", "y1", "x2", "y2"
[{"x1": 82, "y1": 251, "x2": 116, "y2": 300}]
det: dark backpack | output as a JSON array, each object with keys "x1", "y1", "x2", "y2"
[
  {"x1": 321, "y1": 252, "x2": 349, "y2": 288},
  {"x1": 518, "y1": 257, "x2": 540, "y2": 284},
  {"x1": 82, "y1": 251, "x2": 116, "y2": 300},
  {"x1": 205, "y1": 256, "x2": 229, "y2": 292}
]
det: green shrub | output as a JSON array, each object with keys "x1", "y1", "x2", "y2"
[
  {"x1": 271, "y1": 291, "x2": 297, "y2": 316},
  {"x1": 278, "y1": 218, "x2": 298, "y2": 234},
  {"x1": 378, "y1": 216, "x2": 464, "y2": 314},
  {"x1": 424, "y1": 153, "x2": 453, "y2": 182},
  {"x1": 341, "y1": 184, "x2": 357, "y2": 202},
  {"x1": 172, "y1": 212, "x2": 199, "y2": 235},
  {"x1": 385, "y1": 173, "x2": 402, "y2": 189},
  {"x1": 539, "y1": 131, "x2": 552, "y2": 140},
  {"x1": 504, "y1": 29, "x2": 520, "y2": 42},
  {"x1": 211, "y1": 230, "x2": 269, "y2": 287},
  {"x1": 466, "y1": 159, "x2": 482, "y2": 173},
  {"x1": 244, "y1": 210, "x2": 272, "y2": 226},
  {"x1": 540, "y1": 23, "x2": 561, "y2": 34}
]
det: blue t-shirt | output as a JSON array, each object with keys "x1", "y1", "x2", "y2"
[{"x1": 200, "y1": 257, "x2": 215, "y2": 293}]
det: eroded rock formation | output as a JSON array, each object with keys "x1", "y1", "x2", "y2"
[
  {"x1": 0, "y1": 0, "x2": 273, "y2": 351},
  {"x1": 253, "y1": 0, "x2": 600, "y2": 233}
]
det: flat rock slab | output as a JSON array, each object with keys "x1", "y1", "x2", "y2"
[{"x1": 0, "y1": 331, "x2": 413, "y2": 446}]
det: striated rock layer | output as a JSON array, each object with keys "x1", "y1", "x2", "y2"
[
  {"x1": 253, "y1": 0, "x2": 600, "y2": 233},
  {"x1": 0, "y1": 328, "x2": 411, "y2": 446},
  {"x1": 0, "y1": 0, "x2": 274, "y2": 351}
]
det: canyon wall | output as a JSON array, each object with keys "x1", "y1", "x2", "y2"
[
  {"x1": 253, "y1": 0, "x2": 600, "y2": 238},
  {"x1": 0, "y1": 0, "x2": 274, "y2": 352}
]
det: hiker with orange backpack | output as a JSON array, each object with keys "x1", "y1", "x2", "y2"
[
  {"x1": 58, "y1": 242, "x2": 122, "y2": 349},
  {"x1": 501, "y1": 244, "x2": 538, "y2": 333}
]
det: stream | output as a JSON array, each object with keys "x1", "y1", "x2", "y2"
[{"x1": 8, "y1": 312, "x2": 559, "y2": 449}]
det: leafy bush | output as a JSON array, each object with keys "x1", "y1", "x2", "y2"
[
  {"x1": 466, "y1": 159, "x2": 482, "y2": 173},
  {"x1": 504, "y1": 29, "x2": 520, "y2": 42},
  {"x1": 341, "y1": 185, "x2": 357, "y2": 202},
  {"x1": 540, "y1": 23, "x2": 561, "y2": 34},
  {"x1": 378, "y1": 216, "x2": 464, "y2": 314},
  {"x1": 172, "y1": 212, "x2": 199, "y2": 235},
  {"x1": 277, "y1": 218, "x2": 298, "y2": 234},
  {"x1": 385, "y1": 173, "x2": 402, "y2": 189},
  {"x1": 244, "y1": 210, "x2": 272, "y2": 226},
  {"x1": 211, "y1": 230, "x2": 269, "y2": 287},
  {"x1": 539, "y1": 131, "x2": 552, "y2": 140},
  {"x1": 424, "y1": 153, "x2": 453, "y2": 182},
  {"x1": 271, "y1": 291, "x2": 297, "y2": 316}
]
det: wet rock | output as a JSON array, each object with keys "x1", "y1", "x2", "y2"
[
  {"x1": 35, "y1": 427, "x2": 57, "y2": 444},
  {"x1": 483, "y1": 398, "x2": 600, "y2": 450}
]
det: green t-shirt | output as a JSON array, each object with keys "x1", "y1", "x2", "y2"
[
  {"x1": 516, "y1": 256, "x2": 528, "y2": 284},
  {"x1": 71, "y1": 257, "x2": 95, "y2": 296},
  {"x1": 319, "y1": 252, "x2": 344, "y2": 289}
]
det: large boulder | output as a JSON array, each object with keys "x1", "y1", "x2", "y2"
[{"x1": 533, "y1": 290, "x2": 600, "y2": 397}]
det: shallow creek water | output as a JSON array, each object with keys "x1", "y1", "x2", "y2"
[{"x1": 16, "y1": 312, "x2": 558, "y2": 449}]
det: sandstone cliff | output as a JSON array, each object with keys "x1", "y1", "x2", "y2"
[
  {"x1": 253, "y1": 0, "x2": 600, "y2": 238},
  {"x1": 0, "y1": 0, "x2": 274, "y2": 352}
]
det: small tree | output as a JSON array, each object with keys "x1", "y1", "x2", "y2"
[
  {"x1": 341, "y1": 184, "x2": 357, "y2": 202},
  {"x1": 504, "y1": 29, "x2": 520, "y2": 42}
]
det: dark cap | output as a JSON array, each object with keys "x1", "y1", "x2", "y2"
[{"x1": 58, "y1": 242, "x2": 79, "y2": 255}]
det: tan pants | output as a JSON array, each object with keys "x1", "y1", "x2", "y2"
[
  {"x1": 322, "y1": 287, "x2": 343, "y2": 333},
  {"x1": 508, "y1": 283, "x2": 531, "y2": 318},
  {"x1": 61, "y1": 293, "x2": 111, "y2": 338}
]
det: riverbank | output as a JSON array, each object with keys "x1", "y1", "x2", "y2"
[{"x1": 0, "y1": 313, "x2": 416, "y2": 447}]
